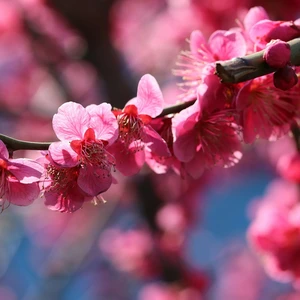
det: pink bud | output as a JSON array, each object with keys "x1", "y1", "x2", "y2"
[
  {"x1": 273, "y1": 65, "x2": 298, "y2": 90},
  {"x1": 263, "y1": 40, "x2": 291, "y2": 68}
]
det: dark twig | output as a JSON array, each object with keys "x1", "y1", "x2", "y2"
[{"x1": 216, "y1": 38, "x2": 300, "y2": 83}]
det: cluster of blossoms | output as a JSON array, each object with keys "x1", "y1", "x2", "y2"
[{"x1": 1, "y1": 5, "x2": 300, "y2": 217}]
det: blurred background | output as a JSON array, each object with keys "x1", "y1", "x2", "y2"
[{"x1": 1, "y1": 0, "x2": 300, "y2": 299}]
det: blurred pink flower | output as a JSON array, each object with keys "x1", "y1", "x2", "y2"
[
  {"x1": 0, "y1": 140, "x2": 43, "y2": 207},
  {"x1": 248, "y1": 180, "x2": 300, "y2": 287}
]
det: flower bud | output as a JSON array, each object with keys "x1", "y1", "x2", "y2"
[
  {"x1": 273, "y1": 65, "x2": 298, "y2": 90},
  {"x1": 263, "y1": 40, "x2": 291, "y2": 68}
]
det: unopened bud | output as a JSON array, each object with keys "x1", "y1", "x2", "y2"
[
  {"x1": 263, "y1": 40, "x2": 291, "y2": 68},
  {"x1": 273, "y1": 65, "x2": 298, "y2": 90}
]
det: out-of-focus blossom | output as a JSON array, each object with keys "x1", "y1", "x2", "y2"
[
  {"x1": 248, "y1": 180, "x2": 300, "y2": 288},
  {"x1": 99, "y1": 228, "x2": 158, "y2": 278}
]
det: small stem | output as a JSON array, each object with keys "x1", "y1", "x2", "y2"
[{"x1": 216, "y1": 38, "x2": 300, "y2": 83}]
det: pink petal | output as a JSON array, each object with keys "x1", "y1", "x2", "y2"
[
  {"x1": 49, "y1": 141, "x2": 78, "y2": 167},
  {"x1": 8, "y1": 158, "x2": 43, "y2": 183},
  {"x1": 242, "y1": 108, "x2": 260, "y2": 143},
  {"x1": 209, "y1": 30, "x2": 247, "y2": 60},
  {"x1": 190, "y1": 30, "x2": 206, "y2": 56},
  {"x1": 243, "y1": 6, "x2": 269, "y2": 32},
  {"x1": 249, "y1": 20, "x2": 277, "y2": 47},
  {"x1": 7, "y1": 181, "x2": 40, "y2": 206},
  {"x1": 0, "y1": 140, "x2": 8, "y2": 159},
  {"x1": 236, "y1": 81, "x2": 252, "y2": 110},
  {"x1": 184, "y1": 152, "x2": 205, "y2": 179},
  {"x1": 78, "y1": 165, "x2": 112, "y2": 196},
  {"x1": 109, "y1": 140, "x2": 145, "y2": 176},
  {"x1": 87, "y1": 103, "x2": 119, "y2": 144},
  {"x1": 53, "y1": 101, "x2": 90, "y2": 141},
  {"x1": 44, "y1": 188, "x2": 85, "y2": 213},
  {"x1": 143, "y1": 126, "x2": 170, "y2": 157},
  {"x1": 135, "y1": 74, "x2": 164, "y2": 118},
  {"x1": 172, "y1": 101, "x2": 199, "y2": 162}
]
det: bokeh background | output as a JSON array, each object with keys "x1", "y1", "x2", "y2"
[{"x1": 1, "y1": 0, "x2": 300, "y2": 299}]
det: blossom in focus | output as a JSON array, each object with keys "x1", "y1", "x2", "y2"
[
  {"x1": 49, "y1": 101, "x2": 118, "y2": 197},
  {"x1": 174, "y1": 28, "x2": 246, "y2": 100},
  {"x1": 172, "y1": 71, "x2": 242, "y2": 178},
  {"x1": 236, "y1": 74, "x2": 298, "y2": 143},
  {"x1": 110, "y1": 74, "x2": 170, "y2": 176},
  {"x1": 0, "y1": 140, "x2": 43, "y2": 208},
  {"x1": 248, "y1": 180, "x2": 300, "y2": 288},
  {"x1": 40, "y1": 154, "x2": 92, "y2": 213}
]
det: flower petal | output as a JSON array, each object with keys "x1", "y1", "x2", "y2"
[
  {"x1": 209, "y1": 30, "x2": 247, "y2": 60},
  {"x1": 135, "y1": 74, "x2": 164, "y2": 117},
  {"x1": 53, "y1": 102, "x2": 90, "y2": 141},
  {"x1": 49, "y1": 141, "x2": 78, "y2": 167},
  {"x1": 0, "y1": 140, "x2": 9, "y2": 159},
  {"x1": 44, "y1": 188, "x2": 85, "y2": 213},
  {"x1": 78, "y1": 165, "x2": 112, "y2": 196},
  {"x1": 87, "y1": 103, "x2": 119, "y2": 144},
  {"x1": 108, "y1": 140, "x2": 145, "y2": 176},
  {"x1": 143, "y1": 126, "x2": 171, "y2": 157},
  {"x1": 7, "y1": 181, "x2": 40, "y2": 206},
  {"x1": 8, "y1": 159, "x2": 44, "y2": 183}
]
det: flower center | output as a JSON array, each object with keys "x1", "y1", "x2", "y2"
[
  {"x1": 45, "y1": 164, "x2": 80, "y2": 195},
  {"x1": 117, "y1": 105, "x2": 145, "y2": 149}
]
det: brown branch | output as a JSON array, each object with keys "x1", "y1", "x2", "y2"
[
  {"x1": 0, "y1": 134, "x2": 52, "y2": 152},
  {"x1": 216, "y1": 38, "x2": 300, "y2": 83}
]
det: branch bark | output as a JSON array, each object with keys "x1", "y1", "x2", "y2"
[{"x1": 215, "y1": 38, "x2": 300, "y2": 83}]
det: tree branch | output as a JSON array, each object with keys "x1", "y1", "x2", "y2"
[
  {"x1": 215, "y1": 38, "x2": 300, "y2": 83},
  {"x1": 0, "y1": 99, "x2": 196, "y2": 152}
]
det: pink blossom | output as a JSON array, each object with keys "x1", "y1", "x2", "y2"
[
  {"x1": 0, "y1": 140, "x2": 43, "y2": 208},
  {"x1": 49, "y1": 101, "x2": 118, "y2": 196},
  {"x1": 248, "y1": 180, "x2": 300, "y2": 287},
  {"x1": 250, "y1": 19, "x2": 300, "y2": 49},
  {"x1": 110, "y1": 74, "x2": 170, "y2": 176},
  {"x1": 236, "y1": 75, "x2": 298, "y2": 143},
  {"x1": 174, "y1": 29, "x2": 246, "y2": 100},
  {"x1": 172, "y1": 72, "x2": 242, "y2": 178},
  {"x1": 40, "y1": 154, "x2": 92, "y2": 213}
]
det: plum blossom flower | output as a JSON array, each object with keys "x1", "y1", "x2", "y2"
[
  {"x1": 40, "y1": 154, "x2": 92, "y2": 213},
  {"x1": 49, "y1": 101, "x2": 118, "y2": 197},
  {"x1": 0, "y1": 140, "x2": 43, "y2": 208},
  {"x1": 236, "y1": 74, "x2": 298, "y2": 143},
  {"x1": 172, "y1": 71, "x2": 242, "y2": 178},
  {"x1": 109, "y1": 74, "x2": 170, "y2": 176},
  {"x1": 174, "y1": 29, "x2": 246, "y2": 100}
]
